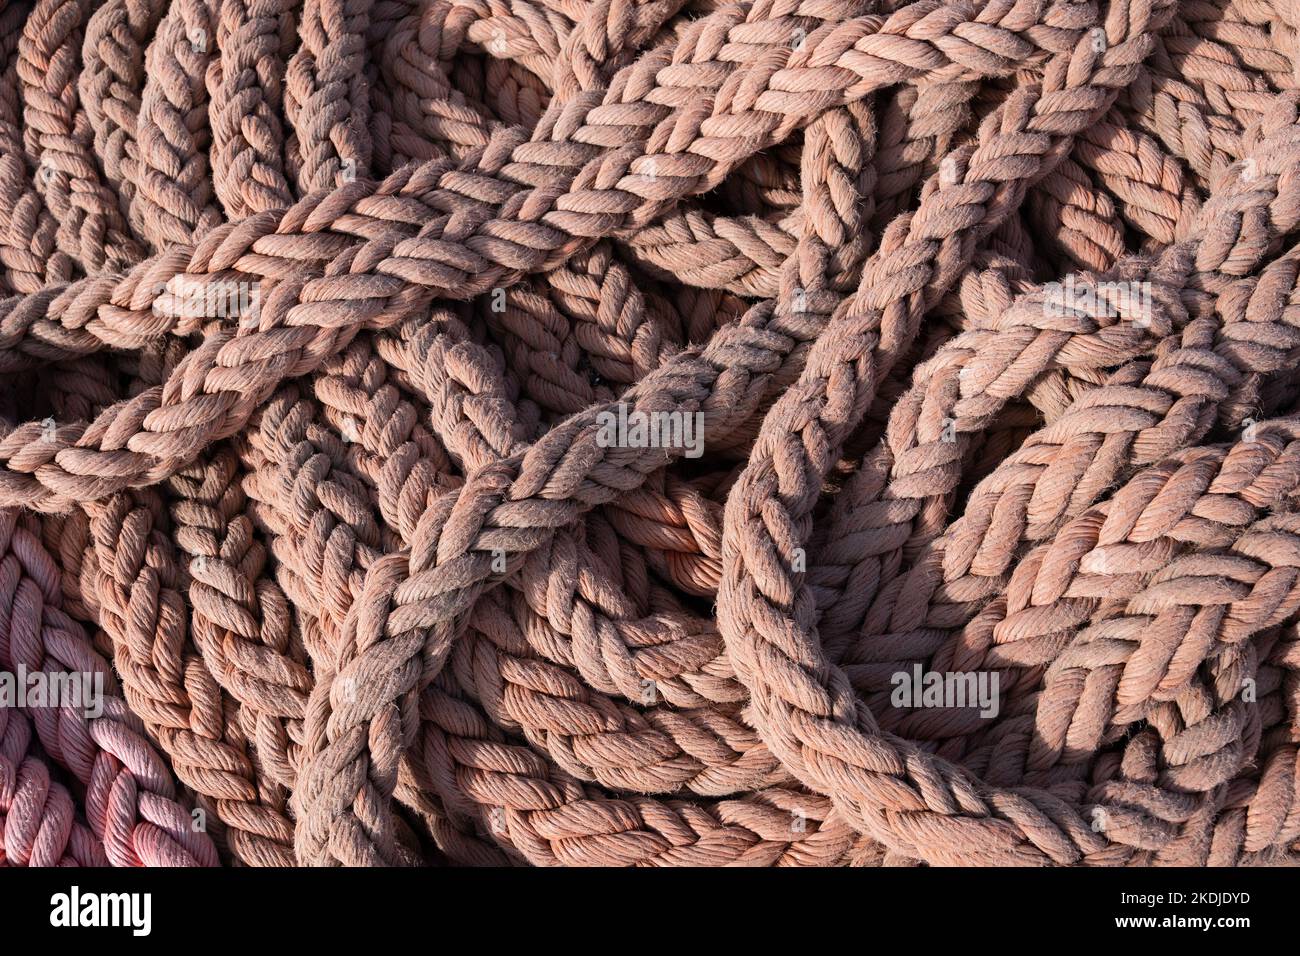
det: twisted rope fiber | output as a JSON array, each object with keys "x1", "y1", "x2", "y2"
[
  {"x1": 0, "y1": 703, "x2": 108, "y2": 865},
  {"x1": 1, "y1": 0, "x2": 1300, "y2": 867},
  {"x1": 274, "y1": 0, "x2": 1178, "y2": 862},
  {"x1": 0, "y1": 509, "x2": 220, "y2": 864}
]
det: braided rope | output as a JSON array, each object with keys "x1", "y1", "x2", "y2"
[
  {"x1": 0, "y1": 508, "x2": 220, "y2": 865},
  {"x1": 2, "y1": 0, "x2": 1300, "y2": 867},
  {"x1": 0, "y1": 704, "x2": 107, "y2": 866}
]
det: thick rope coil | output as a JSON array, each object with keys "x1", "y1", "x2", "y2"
[{"x1": 1, "y1": 0, "x2": 1299, "y2": 868}]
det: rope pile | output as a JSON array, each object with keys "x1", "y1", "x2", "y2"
[{"x1": 0, "y1": 0, "x2": 1298, "y2": 866}]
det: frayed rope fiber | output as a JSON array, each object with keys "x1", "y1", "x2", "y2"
[{"x1": 0, "y1": 0, "x2": 1299, "y2": 867}]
